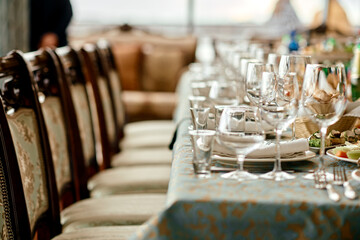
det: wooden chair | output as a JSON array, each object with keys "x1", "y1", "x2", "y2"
[
  {"x1": 0, "y1": 50, "x2": 166, "y2": 238},
  {"x1": 69, "y1": 45, "x2": 171, "y2": 198},
  {"x1": 0, "y1": 50, "x2": 61, "y2": 239},
  {"x1": 24, "y1": 49, "x2": 88, "y2": 207},
  {"x1": 0, "y1": 54, "x2": 33, "y2": 240}
]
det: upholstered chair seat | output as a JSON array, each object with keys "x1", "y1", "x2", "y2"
[
  {"x1": 111, "y1": 147, "x2": 172, "y2": 167},
  {"x1": 61, "y1": 194, "x2": 166, "y2": 233},
  {"x1": 120, "y1": 132, "x2": 173, "y2": 149},
  {"x1": 124, "y1": 120, "x2": 175, "y2": 137},
  {"x1": 88, "y1": 165, "x2": 170, "y2": 198},
  {"x1": 52, "y1": 226, "x2": 139, "y2": 240}
]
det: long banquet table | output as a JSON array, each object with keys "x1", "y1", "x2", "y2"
[{"x1": 132, "y1": 71, "x2": 360, "y2": 240}]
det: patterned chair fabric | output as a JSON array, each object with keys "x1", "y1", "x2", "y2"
[
  {"x1": 108, "y1": 70, "x2": 126, "y2": 129},
  {"x1": 98, "y1": 76, "x2": 116, "y2": 145},
  {"x1": 41, "y1": 96, "x2": 72, "y2": 195},
  {"x1": 70, "y1": 84, "x2": 95, "y2": 167},
  {"x1": 7, "y1": 108, "x2": 49, "y2": 231}
]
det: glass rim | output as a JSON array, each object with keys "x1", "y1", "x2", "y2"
[
  {"x1": 189, "y1": 129, "x2": 216, "y2": 135},
  {"x1": 188, "y1": 95, "x2": 207, "y2": 100},
  {"x1": 281, "y1": 54, "x2": 312, "y2": 58},
  {"x1": 306, "y1": 63, "x2": 345, "y2": 68},
  {"x1": 221, "y1": 105, "x2": 258, "y2": 112},
  {"x1": 189, "y1": 107, "x2": 210, "y2": 110}
]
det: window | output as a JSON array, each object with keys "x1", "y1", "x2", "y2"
[{"x1": 70, "y1": 0, "x2": 359, "y2": 28}]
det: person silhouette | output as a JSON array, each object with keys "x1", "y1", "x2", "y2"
[{"x1": 30, "y1": 0, "x2": 73, "y2": 51}]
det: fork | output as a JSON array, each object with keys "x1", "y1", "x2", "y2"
[
  {"x1": 314, "y1": 172, "x2": 341, "y2": 202},
  {"x1": 333, "y1": 166, "x2": 357, "y2": 200},
  {"x1": 341, "y1": 167, "x2": 357, "y2": 200}
]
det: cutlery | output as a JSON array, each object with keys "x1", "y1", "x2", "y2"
[
  {"x1": 314, "y1": 172, "x2": 341, "y2": 202},
  {"x1": 342, "y1": 167, "x2": 357, "y2": 200},
  {"x1": 333, "y1": 166, "x2": 357, "y2": 200}
]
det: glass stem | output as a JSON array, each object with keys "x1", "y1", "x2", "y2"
[
  {"x1": 273, "y1": 128, "x2": 283, "y2": 173},
  {"x1": 292, "y1": 121, "x2": 296, "y2": 140},
  {"x1": 237, "y1": 154, "x2": 245, "y2": 172},
  {"x1": 319, "y1": 126, "x2": 327, "y2": 171}
]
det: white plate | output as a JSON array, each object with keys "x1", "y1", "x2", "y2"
[
  {"x1": 213, "y1": 150, "x2": 316, "y2": 165},
  {"x1": 352, "y1": 170, "x2": 360, "y2": 181},
  {"x1": 326, "y1": 149, "x2": 358, "y2": 164}
]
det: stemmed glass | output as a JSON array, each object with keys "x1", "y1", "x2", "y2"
[
  {"x1": 217, "y1": 106, "x2": 265, "y2": 180},
  {"x1": 208, "y1": 80, "x2": 240, "y2": 106},
  {"x1": 279, "y1": 55, "x2": 311, "y2": 90},
  {"x1": 259, "y1": 72, "x2": 299, "y2": 181},
  {"x1": 245, "y1": 63, "x2": 275, "y2": 106},
  {"x1": 278, "y1": 55, "x2": 311, "y2": 139},
  {"x1": 267, "y1": 53, "x2": 281, "y2": 74},
  {"x1": 301, "y1": 64, "x2": 347, "y2": 178}
]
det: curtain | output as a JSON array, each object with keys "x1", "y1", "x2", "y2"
[{"x1": 0, "y1": 0, "x2": 29, "y2": 56}]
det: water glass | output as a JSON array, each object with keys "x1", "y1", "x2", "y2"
[
  {"x1": 214, "y1": 105, "x2": 228, "y2": 130},
  {"x1": 190, "y1": 107, "x2": 210, "y2": 130},
  {"x1": 189, "y1": 95, "x2": 207, "y2": 108},
  {"x1": 189, "y1": 130, "x2": 216, "y2": 178}
]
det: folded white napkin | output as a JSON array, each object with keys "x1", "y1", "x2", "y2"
[{"x1": 213, "y1": 138, "x2": 309, "y2": 158}]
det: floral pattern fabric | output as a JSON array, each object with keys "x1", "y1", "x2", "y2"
[
  {"x1": 70, "y1": 84, "x2": 95, "y2": 167},
  {"x1": 98, "y1": 77, "x2": 116, "y2": 144},
  {"x1": 41, "y1": 96, "x2": 72, "y2": 195},
  {"x1": 108, "y1": 70, "x2": 125, "y2": 129},
  {"x1": 7, "y1": 108, "x2": 49, "y2": 232}
]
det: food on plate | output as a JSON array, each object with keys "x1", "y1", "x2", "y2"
[
  {"x1": 341, "y1": 130, "x2": 357, "y2": 143},
  {"x1": 335, "y1": 151, "x2": 348, "y2": 158},
  {"x1": 309, "y1": 131, "x2": 330, "y2": 147},
  {"x1": 346, "y1": 150, "x2": 360, "y2": 160},
  {"x1": 328, "y1": 130, "x2": 345, "y2": 145},
  {"x1": 332, "y1": 142, "x2": 360, "y2": 159},
  {"x1": 309, "y1": 128, "x2": 360, "y2": 148}
]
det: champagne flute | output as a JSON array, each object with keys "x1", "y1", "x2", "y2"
[
  {"x1": 301, "y1": 64, "x2": 347, "y2": 178},
  {"x1": 259, "y1": 72, "x2": 299, "y2": 181},
  {"x1": 217, "y1": 106, "x2": 265, "y2": 180},
  {"x1": 278, "y1": 54, "x2": 311, "y2": 139}
]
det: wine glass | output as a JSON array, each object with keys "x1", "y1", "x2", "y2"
[
  {"x1": 278, "y1": 55, "x2": 311, "y2": 90},
  {"x1": 267, "y1": 53, "x2": 281, "y2": 74},
  {"x1": 208, "y1": 80, "x2": 240, "y2": 106},
  {"x1": 301, "y1": 64, "x2": 347, "y2": 178},
  {"x1": 278, "y1": 54, "x2": 311, "y2": 139},
  {"x1": 217, "y1": 106, "x2": 265, "y2": 180},
  {"x1": 259, "y1": 72, "x2": 299, "y2": 181},
  {"x1": 245, "y1": 63, "x2": 275, "y2": 106}
]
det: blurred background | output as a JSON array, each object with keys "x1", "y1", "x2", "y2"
[
  {"x1": 69, "y1": 0, "x2": 360, "y2": 38},
  {"x1": 1, "y1": 0, "x2": 359, "y2": 121}
]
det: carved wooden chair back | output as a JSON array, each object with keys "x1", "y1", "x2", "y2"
[{"x1": 0, "y1": 50, "x2": 61, "y2": 239}]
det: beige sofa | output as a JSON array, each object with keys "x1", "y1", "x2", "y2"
[{"x1": 70, "y1": 27, "x2": 197, "y2": 122}]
